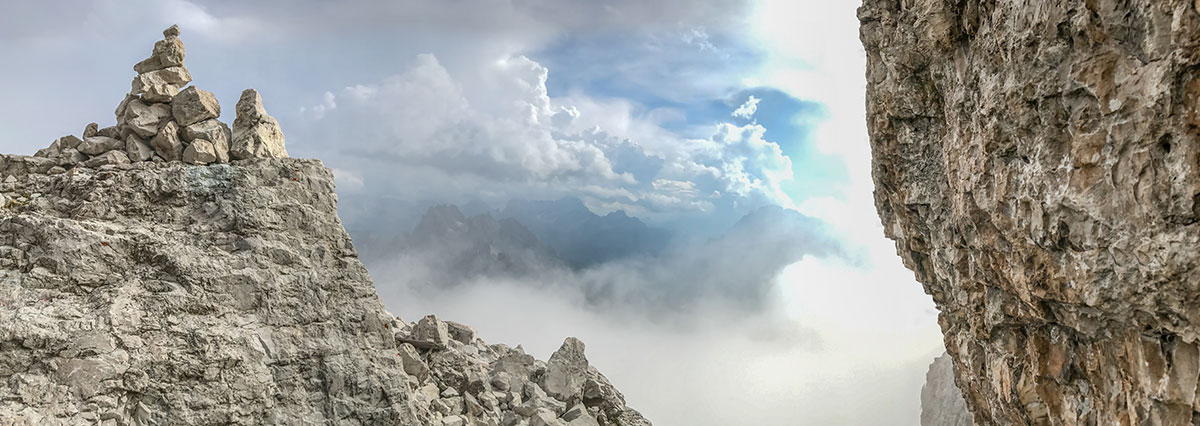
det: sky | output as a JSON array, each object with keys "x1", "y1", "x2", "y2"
[{"x1": 0, "y1": 1, "x2": 946, "y2": 425}]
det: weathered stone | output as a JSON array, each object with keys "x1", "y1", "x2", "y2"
[
  {"x1": 132, "y1": 66, "x2": 192, "y2": 103},
  {"x1": 83, "y1": 122, "x2": 98, "y2": 138},
  {"x1": 124, "y1": 100, "x2": 171, "y2": 138},
  {"x1": 56, "y1": 135, "x2": 83, "y2": 150},
  {"x1": 82, "y1": 150, "x2": 130, "y2": 168},
  {"x1": 33, "y1": 139, "x2": 61, "y2": 159},
  {"x1": 181, "y1": 139, "x2": 217, "y2": 165},
  {"x1": 77, "y1": 136, "x2": 125, "y2": 156},
  {"x1": 541, "y1": 338, "x2": 588, "y2": 402},
  {"x1": 149, "y1": 121, "x2": 182, "y2": 161},
  {"x1": 60, "y1": 149, "x2": 87, "y2": 164},
  {"x1": 446, "y1": 321, "x2": 477, "y2": 344},
  {"x1": 97, "y1": 126, "x2": 120, "y2": 139},
  {"x1": 171, "y1": 86, "x2": 220, "y2": 127},
  {"x1": 133, "y1": 28, "x2": 185, "y2": 73},
  {"x1": 231, "y1": 89, "x2": 288, "y2": 159},
  {"x1": 125, "y1": 136, "x2": 154, "y2": 162},
  {"x1": 182, "y1": 119, "x2": 231, "y2": 163},
  {"x1": 861, "y1": 1, "x2": 1200, "y2": 424},
  {"x1": 114, "y1": 94, "x2": 136, "y2": 125},
  {"x1": 404, "y1": 314, "x2": 450, "y2": 350}
]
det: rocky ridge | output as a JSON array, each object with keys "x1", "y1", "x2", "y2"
[
  {"x1": 862, "y1": 1, "x2": 1200, "y2": 424},
  {"x1": 0, "y1": 26, "x2": 649, "y2": 426}
]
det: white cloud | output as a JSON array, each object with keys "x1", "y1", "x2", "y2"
[
  {"x1": 303, "y1": 53, "x2": 795, "y2": 221},
  {"x1": 732, "y1": 95, "x2": 761, "y2": 119}
]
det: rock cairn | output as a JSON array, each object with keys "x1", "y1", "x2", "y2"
[{"x1": 31, "y1": 24, "x2": 287, "y2": 170}]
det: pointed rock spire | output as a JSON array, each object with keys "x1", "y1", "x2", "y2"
[{"x1": 231, "y1": 89, "x2": 288, "y2": 159}]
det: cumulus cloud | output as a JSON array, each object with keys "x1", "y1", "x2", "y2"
[
  {"x1": 300, "y1": 53, "x2": 795, "y2": 223},
  {"x1": 732, "y1": 95, "x2": 761, "y2": 119}
]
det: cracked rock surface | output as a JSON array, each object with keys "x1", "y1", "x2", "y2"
[{"x1": 862, "y1": 0, "x2": 1200, "y2": 424}]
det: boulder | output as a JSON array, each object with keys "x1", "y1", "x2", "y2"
[
  {"x1": 182, "y1": 139, "x2": 218, "y2": 165},
  {"x1": 83, "y1": 122, "x2": 98, "y2": 138},
  {"x1": 541, "y1": 338, "x2": 588, "y2": 402},
  {"x1": 150, "y1": 121, "x2": 183, "y2": 161},
  {"x1": 231, "y1": 89, "x2": 288, "y2": 159},
  {"x1": 114, "y1": 94, "x2": 136, "y2": 125},
  {"x1": 82, "y1": 150, "x2": 130, "y2": 168},
  {"x1": 56, "y1": 135, "x2": 83, "y2": 150},
  {"x1": 60, "y1": 149, "x2": 87, "y2": 164},
  {"x1": 182, "y1": 119, "x2": 231, "y2": 163},
  {"x1": 33, "y1": 139, "x2": 61, "y2": 159},
  {"x1": 125, "y1": 136, "x2": 154, "y2": 162},
  {"x1": 397, "y1": 343, "x2": 430, "y2": 380},
  {"x1": 124, "y1": 100, "x2": 172, "y2": 138},
  {"x1": 403, "y1": 315, "x2": 450, "y2": 350},
  {"x1": 97, "y1": 126, "x2": 120, "y2": 139},
  {"x1": 77, "y1": 136, "x2": 125, "y2": 156},
  {"x1": 446, "y1": 321, "x2": 477, "y2": 344},
  {"x1": 172, "y1": 86, "x2": 220, "y2": 127},
  {"x1": 132, "y1": 66, "x2": 192, "y2": 103},
  {"x1": 133, "y1": 27, "x2": 185, "y2": 73}
]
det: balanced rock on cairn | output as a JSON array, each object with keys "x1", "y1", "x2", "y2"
[{"x1": 32, "y1": 24, "x2": 288, "y2": 168}]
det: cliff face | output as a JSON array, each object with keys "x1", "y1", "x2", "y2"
[
  {"x1": 0, "y1": 25, "x2": 648, "y2": 426},
  {"x1": 1, "y1": 157, "x2": 417, "y2": 425},
  {"x1": 922, "y1": 353, "x2": 973, "y2": 426},
  {"x1": 861, "y1": 1, "x2": 1200, "y2": 424}
]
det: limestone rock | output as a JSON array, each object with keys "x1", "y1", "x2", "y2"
[
  {"x1": 861, "y1": 1, "x2": 1200, "y2": 424},
  {"x1": 447, "y1": 321, "x2": 477, "y2": 344},
  {"x1": 0, "y1": 159, "x2": 420, "y2": 424},
  {"x1": 404, "y1": 314, "x2": 450, "y2": 350},
  {"x1": 76, "y1": 136, "x2": 124, "y2": 156},
  {"x1": 231, "y1": 89, "x2": 288, "y2": 159},
  {"x1": 181, "y1": 139, "x2": 217, "y2": 165},
  {"x1": 132, "y1": 66, "x2": 192, "y2": 103},
  {"x1": 60, "y1": 149, "x2": 87, "y2": 164},
  {"x1": 133, "y1": 26, "x2": 185, "y2": 73},
  {"x1": 921, "y1": 354, "x2": 972, "y2": 426},
  {"x1": 182, "y1": 119, "x2": 231, "y2": 163},
  {"x1": 124, "y1": 100, "x2": 171, "y2": 138},
  {"x1": 150, "y1": 121, "x2": 182, "y2": 161},
  {"x1": 81, "y1": 150, "x2": 130, "y2": 168},
  {"x1": 97, "y1": 125, "x2": 120, "y2": 139},
  {"x1": 542, "y1": 338, "x2": 588, "y2": 402},
  {"x1": 56, "y1": 135, "x2": 82, "y2": 151},
  {"x1": 171, "y1": 86, "x2": 220, "y2": 127},
  {"x1": 83, "y1": 122, "x2": 98, "y2": 138},
  {"x1": 125, "y1": 136, "x2": 154, "y2": 162}
]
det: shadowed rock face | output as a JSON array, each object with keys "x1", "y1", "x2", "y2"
[{"x1": 861, "y1": 0, "x2": 1200, "y2": 424}]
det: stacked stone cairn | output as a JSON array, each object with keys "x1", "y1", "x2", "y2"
[{"x1": 32, "y1": 24, "x2": 287, "y2": 169}]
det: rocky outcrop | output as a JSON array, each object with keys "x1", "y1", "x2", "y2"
[
  {"x1": 922, "y1": 354, "x2": 973, "y2": 426},
  {"x1": 862, "y1": 1, "x2": 1200, "y2": 424},
  {"x1": 0, "y1": 25, "x2": 649, "y2": 426}
]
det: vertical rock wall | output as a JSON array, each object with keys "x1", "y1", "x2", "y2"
[{"x1": 861, "y1": 1, "x2": 1200, "y2": 424}]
